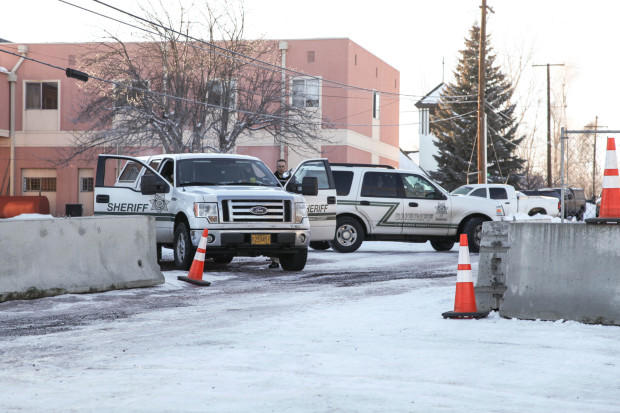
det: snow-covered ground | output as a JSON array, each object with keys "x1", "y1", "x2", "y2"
[{"x1": 1, "y1": 240, "x2": 619, "y2": 412}]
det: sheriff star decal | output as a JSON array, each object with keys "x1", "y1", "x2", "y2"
[
  {"x1": 436, "y1": 202, "x2": 448, "y2": 216},
  {"x1": 150, "y1": 194, "x2": 169, "y2": 212}
]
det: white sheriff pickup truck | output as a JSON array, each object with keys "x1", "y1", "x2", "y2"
[
  {"x1": 451, "y1": 183, "x2": 560, "y2": 218},
  {"x1": 94, "y1": 154, "x2": 336, "y2": 270}
]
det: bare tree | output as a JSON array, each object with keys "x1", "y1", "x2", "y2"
[{"x1": 71, "y1": 0, "x2": 328, "y2": 158}]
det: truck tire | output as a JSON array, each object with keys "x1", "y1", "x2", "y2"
[
  {"x1": 528, "y1": 208, "x2": 546, "y2": 216},
  {"x1": 430, "y1": 239, "x2": 455, "y2": 251},
  {"x1": 156, "y1": 243, "x2": 163, "y2": 263},
  {"x1": 213, "y1": 255, "x2": 234, "y2": 264},
  {"x1": 309, "y1": 241, "x2": 330, "y2": 250},
  {"x1": 279, "y1": 248, "x2": 308, "y2": 271},
  {"x1": 174, "y1": 222, "x2": 196, "y2": 270},
  {"x1": 576, "y1": 207, "x2": 585, "y2": 221},
  {"x1": 331, "y1": 216, "x2": 364, "y2": 253},
  {"x1": 462, "y1": 217, "x2": 486, "y2": 253}
]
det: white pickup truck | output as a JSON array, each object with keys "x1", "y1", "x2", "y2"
[
  {"x1": 451, "y1": 183, "x2": 560, "y2": 217},
  {"x1": 94, "y1": 154, "x2": 337, "y2": 271}
]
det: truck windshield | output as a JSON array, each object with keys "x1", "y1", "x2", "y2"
[{"x1": 177, "y1": 158, "x2": 280, "y2": 187}]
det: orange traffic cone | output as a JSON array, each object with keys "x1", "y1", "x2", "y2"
[
  {"x1": 442, "y1": 234, "x2": 488, "y2": 319},
  {"x1": 177, "y1": 228, "x2": 211, "y2": 286},
  {"x1": 599, "y1": 137, "x2": 620, "y2": 218}
]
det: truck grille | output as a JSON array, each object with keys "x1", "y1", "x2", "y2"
[{"x1": 221, "y1": 199, "x2": 291, "y2": 222}]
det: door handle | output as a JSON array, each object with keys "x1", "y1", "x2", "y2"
[
  {"x1": 505, "y1": 201, "x2": 510, "y2": 204},
  {"x1": 360, "y1": 200, "x2": 370, "y2": 206},
  {"x1": 96, "y1": 194, "x2": 110, "y2": 203},
  {"x1": 327, "y1": 196, "x2": 336, "y2": 205},
  {"x1": 409, "y1": 202, "x2": 418, "y2": 207}
]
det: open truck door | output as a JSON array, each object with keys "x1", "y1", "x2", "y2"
[
  {"x1": 94, "y1": 155, "x2": 174, "y2": 242},
  {"x1": 286, "y1": 159, "x2": 336, "y2": 241}
]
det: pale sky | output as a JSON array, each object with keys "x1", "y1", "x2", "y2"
[{"x1": 2, "y1": 0, "x2": 618, "y2": 155}]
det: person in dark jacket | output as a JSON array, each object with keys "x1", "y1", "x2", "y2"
[
  {"x1": 273, "y1": 159, "x2": 288, "y2": 185},
  {"x1": 270, "y1": 158, "x2": 288, "y2": 268}
]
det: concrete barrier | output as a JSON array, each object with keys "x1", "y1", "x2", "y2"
[
  {"x1": 500, "y1": 222, "x2": 620, "y2": 325},
  {"x1": 475, "y1": 221, "x2": 510, "y2": 312},
  {"x1": 0, "y1": 216, "x2": 164, "y2": 302}
]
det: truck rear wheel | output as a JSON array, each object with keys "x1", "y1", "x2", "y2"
[
  {"x1": 279, "y1": 248, "x2": 308, "y2": 271},
  {"x1": 174, "y1": 222, "x2": 196, "y2": 270},
  {"x1": 462, "y1": 217, "x2": 486, "y2": 253},
  {"x1": 430, "y1": 239, "x2": 455, "y2": 251}
]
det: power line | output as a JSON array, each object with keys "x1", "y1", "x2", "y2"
[
  {"x1": 0, "y1": 47, "x2": 480, "y2": 129},
  {"x1": 58, "y1": 0, "x2": 477, "y2": 100}
]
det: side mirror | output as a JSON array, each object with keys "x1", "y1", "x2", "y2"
[
  {"x1": 301, "y1": 177, "x2": 318, "y2": 196},
  {"x1": 141, "y1": 174, "x2": 169, "y2": 195}
]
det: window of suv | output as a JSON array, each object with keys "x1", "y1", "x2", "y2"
[
  {"x1": 361, "y1": 172, "x2": 400, "y2": 198},
  {"x1": 333, "y1": 170, "x2": 354, "y2": 196},
  {"x1": 489, "y1": 187, "x2": 508, "y2": 200},
  {"x1": 402, "y1": 174, "x2": 443, "y2": 199}
]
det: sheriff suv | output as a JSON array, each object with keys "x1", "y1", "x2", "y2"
[
  {"x1": 316, "y1": 164, "x2": 506, "y2": 253},
  {"x1": 94, "y1": 154, "x2": 336, "y2": 270}
]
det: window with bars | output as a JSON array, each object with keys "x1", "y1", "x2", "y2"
[
  {"x1": 25, "y1": 81, "x2": 58, "y2": 110},
  {"x1": 80, "y1": 177, "x2": 94, "y2": 192},
  {"x1": 23, "y1": 177, "x2": 57, "y2": 192},
  {"x1": 292, "y1": 78, "x2": 320, "y2": 108},
  {"x1": 207, "y1": 79, "x2": 236, "y2": 109}
]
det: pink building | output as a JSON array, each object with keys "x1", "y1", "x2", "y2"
[{"x1": 0, "y1": 39, "x2": 399, "y2": 216}]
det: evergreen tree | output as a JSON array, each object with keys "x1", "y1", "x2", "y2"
[{"x1": 430, "y1": 25, "x2": 525, "y2": 190}]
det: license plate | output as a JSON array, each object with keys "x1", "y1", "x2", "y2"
[{"x1": 251, "y1": 234, "x2": 271, "y2": 245}]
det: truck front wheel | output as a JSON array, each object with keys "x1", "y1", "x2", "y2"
[
  {"x1": 174, "y1": 222, "x2": 196, "y2": 270},
  {"x1": 462, "y1": 217, "x2": 487, "y2": 253},
  {"x1": 331, "y1": 216, "x2": 364, "y2": 253},
  {"x1": 279, "y1": 248, "x2": 308, "y2": 271}
]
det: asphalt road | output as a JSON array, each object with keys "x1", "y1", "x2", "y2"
[{"x1": 0, "y1": 243, "x2": 461, "y2": 338}]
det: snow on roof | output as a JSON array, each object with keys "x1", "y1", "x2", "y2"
[{"x1": 415, "y1": 83, "x2": 445, "y2": 108}]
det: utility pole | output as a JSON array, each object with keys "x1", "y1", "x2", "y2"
[
  {"x1": 589, "y1": 117, "x2": 607, "y2": 199},
  {"x1": 533, "y1": 63, "x2": 564, "y2": 187},
  {"x1": 477, "y1": 0, "x2": 490, "y2": 184}
]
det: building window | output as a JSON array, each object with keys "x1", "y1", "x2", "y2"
[
  {"x1": 307, "y1": 51, "x2": 315, "y2": 63},
  {"x1": 372, "y1": 91, "x2": 380, "y2": 119},
  {"x1": 419, "y1": 108, "x2": 429, "y2": 135},
  {"x1": 25, "y1": 81, "x2": 58, "y2": 110},
  {"x1": 354, "y1": 54, "x2": 357, "y2": 66},
  {"x1": 207, "y1": 79, "x2": 236, "y2": 109},
  {"x1": 375, "y1": 67, "x2": 378, "y2": 78},
  {"x1": 80, "y1": 177, "x2": 94, "y2": 192},
  {"x1": 23, "y1": 177, "x2": 57, "y2": 192},
  {"x1": 292, "y1": 78, "x2": 320, "y2": 108}
]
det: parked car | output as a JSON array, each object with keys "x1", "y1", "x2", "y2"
[
  {"x1": 451, "y1": 183, "x2": 560, "y2": 217},
  {"x1": 521, "y1": 187, "x2": 586, "y2": 220},
  {"x1": 94, "y1": 154, "x2": 337, "y2": 270},
  {"x1": 324, "y1": 163, "x2": 507, "y2": 253}
]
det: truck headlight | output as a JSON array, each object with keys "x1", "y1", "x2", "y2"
[
  {"x1": 194, "y1": 202, "x2": 219, "y2": 223},
  {"x1": 295, "y1": 202, "x2": 308, "y2": 224}
]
